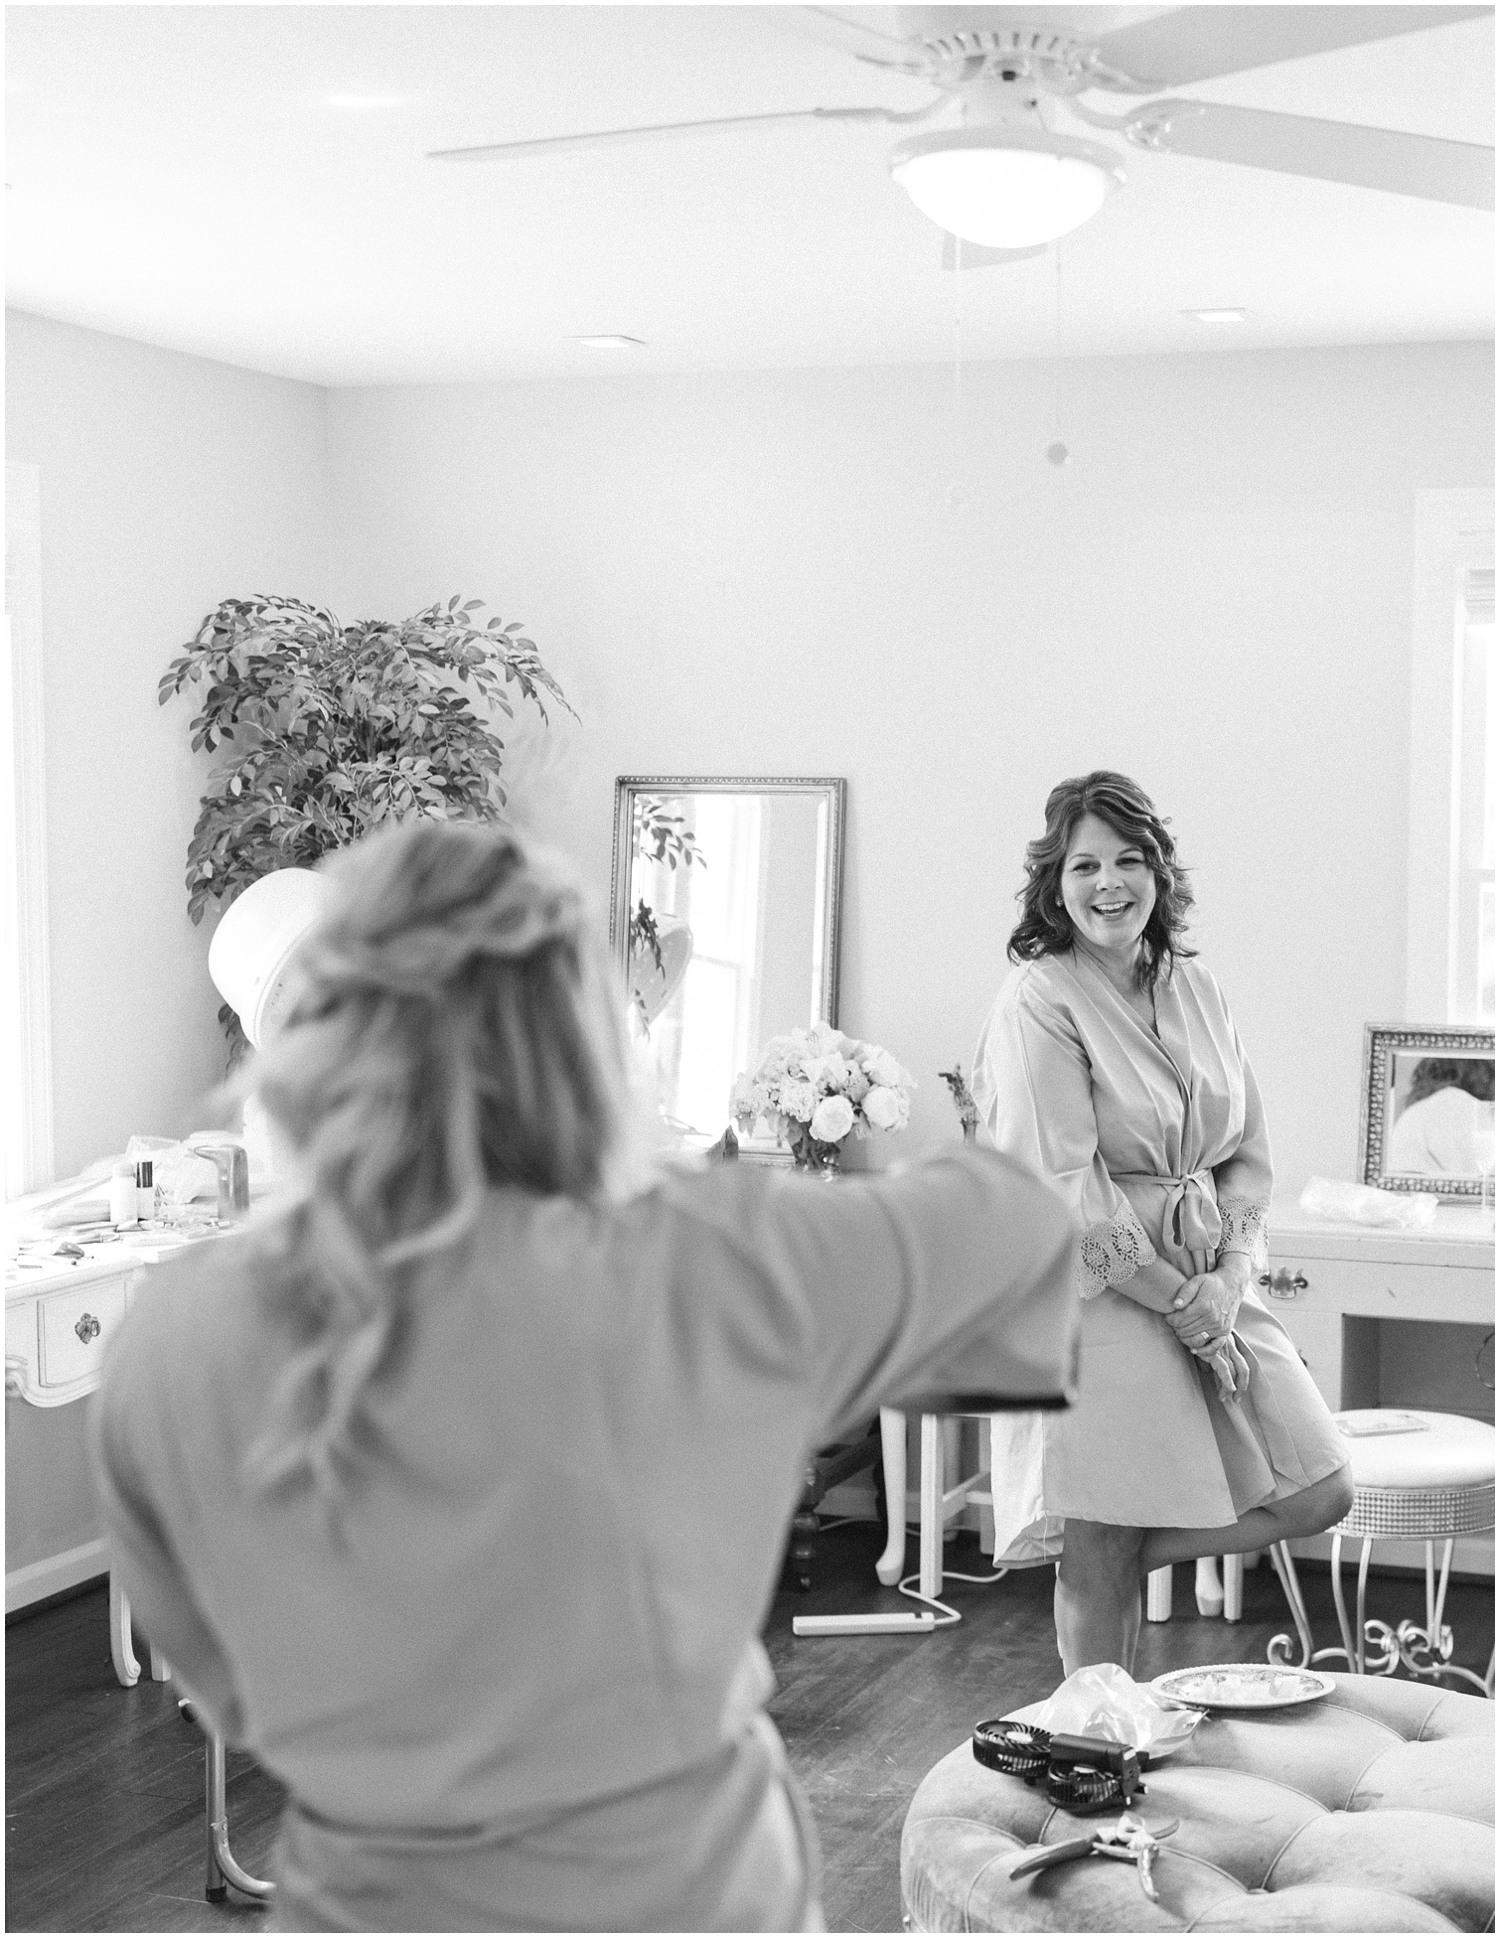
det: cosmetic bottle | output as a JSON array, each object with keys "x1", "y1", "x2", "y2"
[
  {"x1": 109, "y1": 1164, "x2": 139, "y2": 1229},
  {"x1": 135, "y1": 1158, "x2": 157, "y2": 1225}
]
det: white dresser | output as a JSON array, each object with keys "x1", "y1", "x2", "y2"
[
  {"x1": 6, "y1": 1233, "x2": 208, "y2": 1681},
  {"x1": 1264, "y1": 1199, "x2": 1495, "y2": 1576}
]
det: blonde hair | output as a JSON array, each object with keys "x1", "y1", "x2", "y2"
[{"x1": 243, "y1": 818, "x2": 635, "y2": 1512}]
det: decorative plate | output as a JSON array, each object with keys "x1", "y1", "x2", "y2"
[{"x1": 1151, "y1": 1664, "x2": 1335, "y2": 1710}]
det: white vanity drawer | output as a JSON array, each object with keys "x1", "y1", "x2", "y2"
[
  {"x1": 1260, "y1": 1251, "x2": 1492, "y2": 1326},
  {"x1": 36, "y1": 1273, "x2": 132, "y2": 1391}
]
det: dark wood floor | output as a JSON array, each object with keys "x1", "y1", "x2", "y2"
[{"x1": 6, "y1": 1528, "x2": 1493, "y2": 1933}]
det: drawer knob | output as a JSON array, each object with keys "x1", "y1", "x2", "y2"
[
  {"x1": 73, "y1": 1312, "x2": 102, "y2": 1345},
  {"x1": 1258, "y1": 1269, "x2": 1309, "y2": 1300}
]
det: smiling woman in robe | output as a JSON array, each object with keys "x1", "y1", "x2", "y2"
[{"x1": 973, "y1": 770, "x2": 1354, "y2": 1676}]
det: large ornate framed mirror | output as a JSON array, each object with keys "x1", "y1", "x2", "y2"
[{"x1": 610, "y1": 776, "x2": 846, "y2": 1155}]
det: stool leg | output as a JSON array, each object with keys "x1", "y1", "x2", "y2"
[
  {"x1": 1145, "y1": 1566, "x2": 1172, "y2": 1622},
  {"x1": 1267, "y1": 1542, "x2": 1315, "y2": 1668},
  {"x1": 1194, "y1": 1556, "x2": 1224, "y2": 1617},
  {"x1": 1223, "y1": 1551, "x2": 1244, "y2": 1623},
  {"x1": 1329, "y1": 1534, "x2": 1359, "y2": 1671},
  {"x1": 942, "y1": 1418, "x2": 961, "y2": 1544},
  {"x1": 1353, "y1": 1538, "x2": 1375, "y2": 1675},
  {"x1": 1430, "y1": 1539, "x2": 1455, "y2": 1636},
  {"x1": 205, "y1": 1730, "x2": 274, "y2": 1903},
  {"x1": 919, "y1": 1415, "x2": 943, "y2": 1601},
  {"x1": 875, "y1": 1408, "x2": 907, "y2": 1587}
]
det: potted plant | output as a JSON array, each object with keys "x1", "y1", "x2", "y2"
[
  {"x1": 626, "y1": 794, "x2": 705, "y2": 1031},
  {"x1": 161, "y1": 592, "x2": 573, "y2": 1052}
]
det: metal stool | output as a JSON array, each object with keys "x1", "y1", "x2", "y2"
[
  {"x1": 178, "y1": 1699, "x2": 275, "y2": 1903},
  {"x1": 1268, "y1": 1408, "x2": 1495, "y2": 1696}
]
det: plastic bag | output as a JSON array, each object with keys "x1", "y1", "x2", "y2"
[
  {"x1": 1019, "y1": 1662, "x2": 1202, "y2": 1761},
  {"x1": 1299, "y1": 1176, "x2": 1438, "y2": 1230}
]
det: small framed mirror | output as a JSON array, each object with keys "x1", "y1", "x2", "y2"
[
  {"x1": 610, "y1": 776, "x2": 846, "y2": 1155},
  {"x1": 1359, "y1": 1023, "x2": 1495, "y2": 1198}
]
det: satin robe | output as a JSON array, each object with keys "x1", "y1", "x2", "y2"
[
  {"x1": 92, "y1": 1152, "x2": 1075, "y2": 1932},
  {"x1": 973, "y1": 946, "x2": 1346, "y2": 1549}
]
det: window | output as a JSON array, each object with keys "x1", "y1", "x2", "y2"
[
  {"x1": 1407, "y1": 489, "x2": 1495, "y2": 1026},
  {"x1": 3, "y1": 461, "x2": 53, "y2": 1198},
  {"x1": 1453, "y1": 567, "x2": 1494, "y2": 1021}
]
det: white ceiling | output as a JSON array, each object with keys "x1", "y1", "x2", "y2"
[{"x1": 5, "y1": 3, "x2": 1494, "y2": 386}]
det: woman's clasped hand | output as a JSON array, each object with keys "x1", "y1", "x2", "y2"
[{"x1": 1166, "y1": 1260, "x2": 1251, "y2": 1400}]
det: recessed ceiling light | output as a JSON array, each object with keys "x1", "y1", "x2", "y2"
[
  {"x1": 569, "y1": 335, "x2": 647, "y2": 351},
  {"x1": 1183, "y1": 307, "x2": 1247, "y2": 324}
]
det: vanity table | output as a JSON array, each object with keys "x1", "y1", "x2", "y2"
[
  {"x1": 1259, "y1": 1196, "x2": 1495, "y2": 1576},
  {"x1": 5, "y1": 1230, "x2": 209, "y2": 1683}
]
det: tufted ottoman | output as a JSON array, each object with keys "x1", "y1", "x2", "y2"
[{"x1": 901, "y1": 1674, "x2": 1494, "y2": 1931}]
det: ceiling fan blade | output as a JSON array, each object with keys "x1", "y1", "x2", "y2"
[
  {"x1": 1129, "y1": 99, "x2": 1494, "y2": 210},
  {"x1": 1090, "y1": 6, "x2": 1491, "y2": 92},
  {"x1": 792, "y1": 6, "x2": 932, "y2": 70},
  {"x1": 940, "y1": 235, "x2": 1048, "y2": 269},
  {"x1": 427, "y1": 105, "x2": 902, "y2": 164}
]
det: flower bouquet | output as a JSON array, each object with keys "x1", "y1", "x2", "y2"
[{"x1": 730, "y1": 1023, "x2": 916, "y2": 1174}]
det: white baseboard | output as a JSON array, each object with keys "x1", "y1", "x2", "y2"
[{"x1": 7, "y1": 1539, "x2": 109, "y2": 1613}]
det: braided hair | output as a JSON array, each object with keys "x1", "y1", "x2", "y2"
[
  {"x1": 1007, "y1": 771, "x2": 1196, "y2": 991},
  {"x1": 243, "y1": 818, "x2": 636, "y2": 1513}
]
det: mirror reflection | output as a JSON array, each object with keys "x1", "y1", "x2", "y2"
[
  {"x1": 1385, "y1": 1050, "x2": 1496, "y2": 1180},
  {"x1": 611, "y1": 778, "x2": 845, "y2": 1151}
]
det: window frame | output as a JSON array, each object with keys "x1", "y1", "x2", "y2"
[
  {"x1": 1406, "y1": 486, "x2": 1495, "y2": 1025},
  {"x1": 4, "y1": 460, "x2": 55, "y2": 1197}
]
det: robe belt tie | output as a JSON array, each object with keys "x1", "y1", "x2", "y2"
[{"x1": 1113, "y1": 1169, "x2": 1222, "y2": 1256}]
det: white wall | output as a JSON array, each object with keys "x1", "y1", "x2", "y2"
[
  {"x1": 5, "y1": 311, "x2": 332, "y2": 1180},
  {"x1": 5, "y1": 311, "x2": 330, "y2": 1586},
  {"x1": 325, "y1": 341, "x2": 1494, "y2": 1194}
]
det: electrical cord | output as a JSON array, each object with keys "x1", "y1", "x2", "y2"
[{"x1": 896, "y1": 1563, "x2": 1011, "y2": 1627}]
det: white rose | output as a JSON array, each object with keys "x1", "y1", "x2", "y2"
[
  {"x1": 810, "y1": 1094, "x2": 855, "y2": 1143},
  {"x1": 862, "y1": 1084, "x2": 902, "y2": 1131},
  {"x1": 778, "y1": 1078, "x2": 818, "y2": 1122},
  {"x1": 863, "y1": 1048, "x2": 905, "y2": 1089}
]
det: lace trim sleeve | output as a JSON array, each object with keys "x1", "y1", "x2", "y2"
[
  {"x1": 1076, "y1": 1209, "x2": 1157, "y2": 1302},
  {"x1": 1216, "y1": 1193, "x2": 1270, "y2": 1269}
]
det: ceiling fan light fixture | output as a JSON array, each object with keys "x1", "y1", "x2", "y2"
[{"x1": 889, "y1": 127, "x2": 1123, "y2": 250}]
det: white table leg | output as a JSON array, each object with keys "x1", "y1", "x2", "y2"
[
  {"x1": 919, "y1": 1414, "x2": 943, "y2": 1601},
  {"x1": 876, "y1": 1408, "x2": 907, "y2": 1586},
  {"x1": 1223, "y1": 1551, "x2": 1244, "y2": 1622},
  {"x1": 1145, "y1": 1565, "x2": 1173, "y2": 1622},
  {"x1": 109, "y1": 1574, "x2": 141, "y2": 1688},
  {"x1": 1195, "y1": 1555, "x2": 1224, "y2": 1616},
  {"x1": 150, "y1": 1646, "x2": 172, "y2": 1682}
]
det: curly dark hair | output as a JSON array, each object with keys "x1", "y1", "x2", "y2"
[
  {"x1": 1401, "y1": 1056, "x2": 1495, "y2": 1113},
  {"x1": 1007, "y1": 770, "x2": 1196, "y2": 990}
]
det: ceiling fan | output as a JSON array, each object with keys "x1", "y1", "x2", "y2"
[{"x1": 428, "y1": 5, "x2": 1494, "y2": 267}]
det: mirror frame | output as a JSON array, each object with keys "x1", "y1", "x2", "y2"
[
  {"x1": 609, "y1": 773, "x2": 847, "y2": 1033},
  {"x1": 1358, "y1": 1021, "x2": 1495, "y2": 1199}
]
